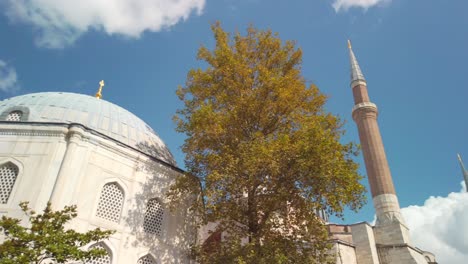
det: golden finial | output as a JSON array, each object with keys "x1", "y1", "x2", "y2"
[
  {"x1": 347, "y1": 39, "x2": 352, "y2": 49},
  {"x1": 95, "y1": 80, "x2": 104, "y2": 99}
]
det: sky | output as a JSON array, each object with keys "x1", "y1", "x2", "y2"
[{"x1": 0, "y1": 0, "x2": 467, "y2": 262}]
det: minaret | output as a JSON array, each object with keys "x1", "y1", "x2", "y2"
[
  {"x1": 348, "y1": 40, "x2": 404, "y2": 227},
  {"x1": 457, "y1": 154, "x2": 468, "y2": 192},
  {"x1": 347, "y1": 41, "x2": 436, "y2": 264}
]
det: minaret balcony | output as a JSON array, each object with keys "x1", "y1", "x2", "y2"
[{"x1": 351, "y1": 102, "x2": 378, "y2": 117}]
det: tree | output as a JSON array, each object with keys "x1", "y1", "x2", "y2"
[
  {"x1": 170, "y1": 23, "x2": 366, "y2": 263},
  {"x1": 0, "y1": 202, "x2": 114, "y2": 264}
]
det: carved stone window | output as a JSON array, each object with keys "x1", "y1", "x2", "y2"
[
  {"x1": 96, "y1": 182, "x2": 124, "y2": 223},
  {"x1": 137, "y1": 254, "x2": 156, "y2": 264},
  {"x1": 143, "y1": 198, "x2": 164, "y2": 236},
  {"x1": 86, "y1": 244, "x2": 111, "y2": 264},
  {"x1": 6, "y1": 111, "x2": 22, "y2": 121},
  {"x1": 0, "y1": 162, "x2": 19, "y2": 204}
]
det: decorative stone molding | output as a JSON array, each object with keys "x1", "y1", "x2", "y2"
[
  {"x1": 351, "y1": 79, "x2": 367, "y2": 89},
  {"x1": 67, "y1": 126, "x2": 87, "y2": 143},
  {"x1": 373, "y1": 194, "x2": 406, "y2": 226},
  {"x1": 376, "y1": 211, "x2": 405, "y2": 226},
  {"x1": 0, "y1": 122, "x2": 183, "y2": 173},
  {"x1": 351, "y1": 102, "x2": 378, "y2": 115},
  {"x1": 0, "y1": 126, "x2": 67, "y2": 138}
]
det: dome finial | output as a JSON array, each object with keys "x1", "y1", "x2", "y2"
[{"x1": 95, "y1": 80, "x2": 105, "y2": 99}]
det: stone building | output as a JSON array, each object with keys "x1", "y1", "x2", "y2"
[
  {"x1": 325, "y1": 42, "x2": 437, "y2": 264},
  {"x1": 0, "y1": 90, "x2": 195, "y2": 263},
  {"x1": 0, "y1": 43, "x2": 437, "y2": 263}
]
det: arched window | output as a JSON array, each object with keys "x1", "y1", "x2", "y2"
[
  {"x1": 137, "y1": 254, "x2": 156, "y2": 264},
  {"x1": 96, "y1": 182, "x2": 124, "y2": 223},
  {"x1": 86, "y1": 244, "x2": 111, "y2": 264},
  {"x1": 0, "y1": 162, "x2": 19, "y2": 204},
  {"x1": 143, "y1": 198, "x2": 164, "y2": 236},
  {"x1": 6, "y1": 111, "x2": 22, "y2": 121}
]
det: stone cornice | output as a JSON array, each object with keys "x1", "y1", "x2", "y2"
[
  {"x1": 376, "y1": 243, "x2": 424, "y2": 254},
  {"x1": 328, "y1": 238, "x2": 356, "y2": 248},
  {"x1": 0, "y1": 123, "x2": 68, "y2": 138},
  {"x1": 0, "y1": 121, "x2": 184, "y2": 173}
]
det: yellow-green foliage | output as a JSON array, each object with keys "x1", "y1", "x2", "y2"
[
  {"x1": 170, "y1": 22, "x2": 366, "y2": 263},
  {"x1": 0, "y1": 202, "x2": 114, "y2": 264}
]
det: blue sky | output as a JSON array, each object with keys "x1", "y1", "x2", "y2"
[{"x1": 1, "y1": 0, "x2": 467, "y2": 261}]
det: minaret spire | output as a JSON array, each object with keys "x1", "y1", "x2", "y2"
[
  {"x1": 348, "y1": 40, "x2": 366, "y2": 87},
  {"x1": 457, "y1": 154, "x2": 468, "y2": 191}
]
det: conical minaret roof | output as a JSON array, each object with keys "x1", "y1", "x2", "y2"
[
  {"x1": 348, "y1": 40, "x2": 366, "y2": 85},
  {"x1": 457, "y1": 154, "x2": 468, "y2": 191}
]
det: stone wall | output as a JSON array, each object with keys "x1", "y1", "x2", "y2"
[{"x1": 0, "y1": 123, "x2": 195, "y2": 263}]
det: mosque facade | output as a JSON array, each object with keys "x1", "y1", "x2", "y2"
[
  {"x1": 0, "y1": 44, "x2": 437, "y2": 263},
  {"x1": 0, "y1": 91, "x2": 194, "y2": 263}
]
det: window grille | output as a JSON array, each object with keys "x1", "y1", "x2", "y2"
[
  {"x1": 143, "y1": 199, "x2": 164, "y2": 236},
  {"x1": 86, "y1": 244, "x2": 111, "y2": 264},
  {"x1": 96, "y1": 183, "x2": 124, "y2": 223},
  {"x1": 137, "y1": 254, "x2": 156, "y2": 264},
  {"x1": 0, "y1": 163, "x2": 19, "y2": 204},
  {"x1": 6, "y1": 111, "x2": 22, "y2": 121}
]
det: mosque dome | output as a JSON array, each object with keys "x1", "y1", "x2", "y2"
[{"x1": 0, "y1": 92, "x2": 175, "y2": 165}]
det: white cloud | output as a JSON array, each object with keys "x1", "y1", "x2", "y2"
[
  {"x1": 332, "y1": 0, "x2": 389, "y2": 12},
  {"x1": 0, "y1": 60, "x2": 19, "y2": 92},
  {"x1": 3, "y1": 0, "x2": 206, "y2": 48},
  {"x1": 401, "y1": 182, "x2": 468, "y2": 264}
]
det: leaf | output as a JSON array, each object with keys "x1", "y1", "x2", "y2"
[{"x1": 0, "y1": 202, "x2": 114, "y2": 264}]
